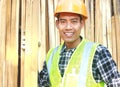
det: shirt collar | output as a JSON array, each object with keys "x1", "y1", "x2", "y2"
[{"x1": 60, "y1": 36, "x2": 83, "y2": 53}]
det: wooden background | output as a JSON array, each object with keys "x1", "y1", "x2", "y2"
[{"x1": 0, "y1": 0, "x2": 120, "y2": 87}]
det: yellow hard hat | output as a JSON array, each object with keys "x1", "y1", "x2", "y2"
[{"x1": 54, "y1": 0, "x2": 88, "y2": 19}]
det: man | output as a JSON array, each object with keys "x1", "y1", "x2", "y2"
[{"x1": 38, "y1": 0, "x2": 120, "y2": 87}]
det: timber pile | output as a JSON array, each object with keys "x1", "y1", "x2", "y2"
[{"x1": 0, "y1": 0, "x2": 120, "y2": 87}]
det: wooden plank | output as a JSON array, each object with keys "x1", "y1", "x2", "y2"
[
  {"x1": 24, "y1": 0, "x2": 33, "y2": 87},
  {"x1": 5, "y1": 0, "x2": 12, "y2": 86},
  {"x1": 20, "y1": 0, "x2": 26, "y2": 86},
  {"x1": 116, "y1": 16, "x2": 120, "y2": 71},
  {"x1": 38, "y1": 0, "x2": 42, "y2": 71},
  {"x1": 38, "y1": 0, "x2": 46, "y2": 71},
  {"x1": 23, "y1": 0, "x2": 38, "y2": 86},
  {"x1": 95, "y1": 0, "x2": 103, "y2": 44},
  {"x1": 85, "y1": 0, "x2": 95, "y2": 41},
  {"x1": 111, "y1": 16, "x2": 117, "y2": 64},
  {"x1": 114, "y1": 16, "x2": 120, "y2": 71},
  {"x1": 113, "y1": 0, "x2": 120, "y2": 71},
  {"x1": 101, "y1": 0, "x2": 107, "y2": 47},
  {"x1": 81, "y1": 0, "x2": 85, "y2": 38},
  {"x1": 54, "y1": 0, "x2": 60, "y2": 45},
  {"x1": 46, "y1": 0, "x2": 52, "y2": 52},
  {"x1": 48, "y1": 0, "x2": 56, "y2": 48},
  {"x1": 15, "y1": 0, "x2": 20, "y2": 86},
  {"x1": 45, "y1": 0, "x2": 49, "y2": 52},
  {"x1": 116, "y1": 1, "x2": 120, "y2": 72},
  {"x1": 0, "y1": 0, "x2": 6, "y2": 87},
  {"x1": 30, "y1": 0, "x2": 39, "y2": 86},
  {"x1": 95, "y1": 0, "x2": 107, "y2": 47},
  {"x1": 106, "y1": 0, "x2": 112, "y2": 54},
  {"x1": 5, "y1": 0, "x2": 19, "y2": 86}
]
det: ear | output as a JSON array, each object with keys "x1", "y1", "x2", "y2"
[
  {"x1": 80, "y1": 20, "x2": 85, "y2": 28},
  {"x1": 56, "y1": 20, "x2": 59, "y2": 29}
]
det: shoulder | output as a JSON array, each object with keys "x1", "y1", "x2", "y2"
[
  {"x1": 96, "y1": 44, "x2": 109, "y2": 52},
  {"x1": 93, "y1": 44, "x2": 113, "y2": 67},
  {"x1": 95, "y1": 44, "x2": 112, "y2": 58},
  {"x1": 93, "y1": 44, "x2": 114, "y2": 69},
  {"x1": 46, "y1": 45, "x2": 61, "y2": 61}
]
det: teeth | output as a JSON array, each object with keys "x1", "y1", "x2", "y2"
[{"x1": 65, "y1": 32, "x2": 73, "y2": 37}]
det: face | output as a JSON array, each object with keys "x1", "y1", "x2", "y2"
[{"x1": 56, "y1": 12, "x2": 84, "y2": 45}]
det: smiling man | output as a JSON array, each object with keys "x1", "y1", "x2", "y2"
[{"x1": 38, "y1": 0, "x2": 120, "y2": 87}]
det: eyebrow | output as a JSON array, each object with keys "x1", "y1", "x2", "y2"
[
  {"x1": 58, "y1": 18, "x2": 66, "y2": 22},
  {"x1": 59, "y1": 18, "x2": 79, "y2": 21},
  {"x1": 71, "y1": 18, "x2": 79, "y2": 20},
  {"x1": 59, "y1": 18, "x2": 65, "y2": 20}
]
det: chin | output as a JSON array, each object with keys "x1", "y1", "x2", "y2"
[{"x1": 64, "y1": 39, "x2": 74, "y2": 43}]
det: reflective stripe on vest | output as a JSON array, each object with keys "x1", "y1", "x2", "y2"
[
  {"x1": 47, "y1": 46, "x2": 59, "y2": 75},
  {"x1": 78, "y1": 42, "x2": 94, "y2": 87}
]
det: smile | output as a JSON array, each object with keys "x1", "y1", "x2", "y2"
[{"x1": 64, "y1": 32, "x2": 73, "y2": 37}]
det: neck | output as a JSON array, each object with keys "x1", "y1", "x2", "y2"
[{"x1": 65, "y1": 37, "x2": 81, "y2": 49}]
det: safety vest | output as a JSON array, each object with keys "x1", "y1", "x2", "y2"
[{"x1": 46, "y1": 38, "x2": 105, "y2": 87}]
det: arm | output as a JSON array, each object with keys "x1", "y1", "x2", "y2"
[
  {"x1": 38, "y1": 61, "x2": 51, "y2": 87},
  {"x1": 93, "y1": 45, "x2": 120, "y2": 87}
]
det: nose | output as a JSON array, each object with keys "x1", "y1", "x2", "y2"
[{"x1": 66, "y1": 22, "x2": 72, "y2": 29}]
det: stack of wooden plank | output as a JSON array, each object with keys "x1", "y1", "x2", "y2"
[{"x1": 0, "y1": 0, "x2": 120, "y2": 87}]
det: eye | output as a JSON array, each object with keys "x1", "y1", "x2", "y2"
[
  {"x1": 59, "y1": 19, "x2": 66, "y2": 24},
  {"x1": 72, "y1": 20, "x2": 77, "y2": 23},
  {"x1": 71, "y1": 19, "x2": 78, "y2": 24}
]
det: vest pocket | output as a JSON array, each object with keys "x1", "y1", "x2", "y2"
[{"x1": 65, "y1": 73, "x2": 79, "y2": 87}]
